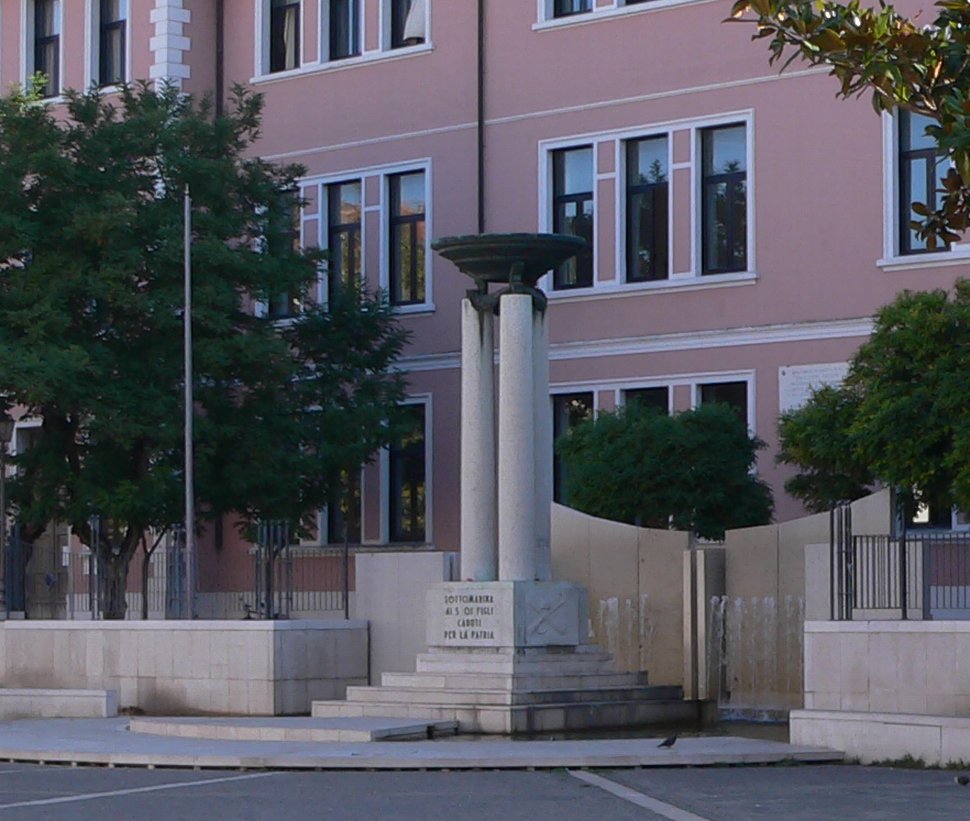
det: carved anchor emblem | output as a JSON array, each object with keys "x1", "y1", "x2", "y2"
[{"x1": 529, "y1": 593, "x2": 567, "y2": 636}]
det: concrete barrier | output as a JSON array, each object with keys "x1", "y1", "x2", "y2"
[
  {"x1": 0, "y1": 619, "x2": 368, "y2": 715},
  {"x1": 0, "y1": 688, "x2": 118, "y2": 719}
]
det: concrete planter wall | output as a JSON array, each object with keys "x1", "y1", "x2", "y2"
[
  {"x1": 792, "y1": 620, "x2": 970, "y2": 764},
  {"x1": 0, "y1": 620, "x2": 368, "y2": 716}
]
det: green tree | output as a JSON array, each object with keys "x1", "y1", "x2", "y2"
[
  {"x1": 557, "y1": 401, "x2": 773, "y2": 540},
  {"x1": 0, "y1": 83, "x2": 409, "y2": 618},
  {"x1": 777, "y1": 384, "x2": 874, "y2": 512},
  {"x1": 729, "y1": 0, "x2": 970, "y2": 248},
  {"x1": 777, "y1": 281, "x2": 970, "y2": 514}
]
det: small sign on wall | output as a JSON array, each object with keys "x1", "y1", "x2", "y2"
[{"x1": 778, "y1": 362, "x2": 849, "y2": 414}]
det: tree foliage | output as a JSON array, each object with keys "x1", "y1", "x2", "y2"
[
  {"x1": 730, "y1": 0, "x2": 970, "y2": 247},
  {"x1": 777, "y1": 384, "x2": 874, "y2": 512},
  {"x1": 0, "y1": 83, "x2": 409, "y2": 617},
  {"x1": 778, "y1": 280, "x2": 970, "y2": 513},
  {"x1": 557, "y1": 401, "x2": 773, "y2": 540}
]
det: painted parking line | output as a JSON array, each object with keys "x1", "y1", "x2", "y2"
[
  {"x1": 569, "y1": 770, "x2": 712, "y2": 821},
  {"x1": 0, "y1": 771, "x2": 279, "y2": 811}
]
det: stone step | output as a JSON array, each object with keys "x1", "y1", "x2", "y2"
[
  {"x1": 129, "y1": 716, "x2": 458, "y2": 743},
  {"x1": 347, "y1": 686, "x2": 681, "y2": 707},
  {"x1": 415, "y1": 653, "x2": 619, "y2": 677},
  {"x1": 380, "y1": 671, "x2": 649, "y2": 691},
  {"x1": 311, "y1": 697, "x2": 699, "y2": 734},
  {"x1": 343, "y1": 684, "x2": 682, "y2": 708}
]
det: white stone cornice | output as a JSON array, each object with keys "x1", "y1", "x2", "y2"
[{"x1": 397, "y1": 317, "x2": 875, "y2": 373}]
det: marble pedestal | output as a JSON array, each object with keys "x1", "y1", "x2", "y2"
[{"x1": 312, "y1": 582, "x2": 696, "y2": 733}]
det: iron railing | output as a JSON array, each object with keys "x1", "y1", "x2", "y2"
[{"x1": 831, "y1": 507, "x2": 970, "y2": 620}]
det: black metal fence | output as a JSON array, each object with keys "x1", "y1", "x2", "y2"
[
  {"x1": 9, "y1": 520, "x2": 352, "y2": 620},
  {"x1": 251, "y1": 521, "x2": 351, "y2": 619},
  {"x1": 831, "y1": 504, "x2": 970, "y2": 619}
]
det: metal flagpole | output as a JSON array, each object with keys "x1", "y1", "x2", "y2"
[{"x1": 184, "y1": 185, "x2": 196, "y2": 619}]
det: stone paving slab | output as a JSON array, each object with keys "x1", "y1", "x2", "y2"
[
  {"x1": 129, "y1": 716, "x2": 459, "y2": 742},
  {"x1": 0, "y1": 718, "x2": 843, "y2": 770}
]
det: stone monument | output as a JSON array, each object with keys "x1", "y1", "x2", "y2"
[{"x1": 312, "y1": 234, "x2": 692, "y2": 733}]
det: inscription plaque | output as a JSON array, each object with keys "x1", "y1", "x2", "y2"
[
  {"x1": 778, "y1": 362, "x2": 849, "y2": 414},
  {"x1": 440, "y1": 590, "x2": 499, "y2": 644}
]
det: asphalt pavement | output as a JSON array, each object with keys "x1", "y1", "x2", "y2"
[{"x1": 0, "y1": 763, "x2": 964, "y2": 820}]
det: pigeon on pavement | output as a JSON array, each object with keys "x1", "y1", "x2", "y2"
[
  {"x1": 955, "y1": 775, "x2": 970, "y2": 786},
  {"x1": 658, "y1": 736, "x2": 678, "y2": 748}
]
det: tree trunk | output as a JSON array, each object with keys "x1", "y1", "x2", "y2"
[{"x1": 101, "y1": 555, "x2": 130, "y2": 620}]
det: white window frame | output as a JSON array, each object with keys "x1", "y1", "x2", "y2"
[
  {"x1": 308, "y1": 175, "x2": 365, "y2": 308},
  {"x1": 381, "y1": 0, "x2": 430, "y2": 52},
  {"x1": 538, "y1": 111, "x2": 756, "y2": 302},
  {"x1": 620, "y1": 128, "x2": 674, "y2": 285},
  {"x1": 252, "y1": 0, "x2": 432, "y2": 83},
  {"x1": 321, "y1": 0, "x2": 363, "y2": 64},
  {"x1": 84, "y1": 0, "x2": 131, "y2": 91},
  {"x1": 551, "y1": 371, "x2": 755, "y2": 432},
  {"x1": 691, "y1": 371, "x2": 757, "y2": 435},
  {"x1": 535, "y1": 0, "x2": 715, "y2": 30},
  {"x1": 380, "y1": 393, "x2": 432, "y2": 545},
  {"x1": 301, "y1": 158, "x2": 433, "y2": 313},
  {"x1": 256, "y1": 0, "x2": 305, "y2": 77},
  {"x1": 21, "y1": 0, "x2": 64, "y2": 101},
  {"x1": 381, "y1": 160, "x2": 433, "y2": 314},
  {"x1": 617, "y1": 381, "x2": 674, "y2": 415},
  {"x1": 878, "y1": 110, "x2": 970, "y2": 271}
]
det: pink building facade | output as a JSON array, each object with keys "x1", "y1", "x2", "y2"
[{"x1": 2, "y1": 0, "x2": 967, "y2": 574}]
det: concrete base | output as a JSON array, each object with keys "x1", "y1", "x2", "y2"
[
  {"x1": 0, "y1": 688, "x2": 117, "y2": 719},
  {"x1": 791, "y1": 708, "x2": 970, "y2": 765},
  {"x1": 0, "y1": 619, "x2": 368, "y2": 716},
  {"x1": 312, "y1": 645, "x2": 697, "y2": 734},
  {"x1": 129, "y1": 716, "x2": 458, "y2": 742},
  {"x1": 317, "y1": 580, "x2": 693, "y2": 733}
]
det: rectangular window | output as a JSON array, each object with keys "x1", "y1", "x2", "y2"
[
  {"x1": 552, "y1": 392, "x2": 594, "y2": 504},
  {"x1": 624, "y1": 386, "x2": 669, "y2": 414},
  {"x1": 552, "y1": 146, "x2": 594, "y2": 289},
  {"x1": 390, "y1": 0, "x2": 426, "y2": 48},
  {"x1": 330, "y1": 0, "x2": 361, "y2": 60},
  {"x1": 270, "y1": 0, "x2": 300, "y2": 73},
  {"x1": 701, "y1": 125, "x2": 747, "y2": 274},
  {"x1": 327, "y1": 180, "x2": 362, "y2": 302},
  {"x1": 389, "y1": 171, "x2": 426, "y2": 305},
  {"x1": 34, "y1": 0, "x2": 60, "y2": 98},
  {"x1": 899, "y1": 110, "x2": 949, "y2": 255},
  {"x1": 267, "y1": 194, "x2": 302, "y2": 319},
  {"x1": 554, "y1": 0, "x2": 592, "y2": 16},
  {"x1": 327, "y1": 469, "x2": 361, "y2": 544},
  {"x1": 698, "y1": 381, "x2": 748, "y2": 426},
  {"x1": 98, "y1": 0, "x2": 126, "y2": 86},
  {"x1": 626, "y1": 136, "x2": 669, "y2": 282},
  {"x1": 389, "y1": 404, "x2": 426, "y2": 543}
]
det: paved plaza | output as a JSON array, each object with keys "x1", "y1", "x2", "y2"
[{"x1": 0, "y1": 763, "x2": 963, "y2": 820}]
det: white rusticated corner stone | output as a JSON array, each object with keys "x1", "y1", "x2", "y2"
[{"x1": 425, "y1": 581, "x2": 586, "y2": 649}]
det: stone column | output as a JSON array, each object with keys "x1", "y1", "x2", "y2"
[
  {"x1": 498, "y1": 293, "x2": 536, "y2": 581},
  {"x1": 532, "y1": 308, "x2": 553, "y2": 582},
  {"x1": 460, "y1": 297, "x2": 497, "y2": 581}
]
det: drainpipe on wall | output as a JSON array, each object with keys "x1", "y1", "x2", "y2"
[
  {"x1": 477, "y1": 0, "x2": 486, "y2": 234},
  {"x1": 215, "y1": 0, "x2": 225, "y2": 117}
]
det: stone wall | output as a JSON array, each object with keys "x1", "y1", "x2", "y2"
[
  {"x1": 551, "y1": 503, "x2": 690, "y2": 685},
  {"x1": 352, "y1": 550, "x2": 458, "y2": 683},
  {"x1": 801, "y1": 620, "x2": 970, "y2": 717},
  {"x1": 792, "y1": 620, "x2": 970, "y2": 764},
  {"x1": 0, "y1": 620, "x2": 368, "y2": 715}
]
